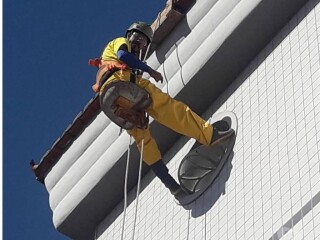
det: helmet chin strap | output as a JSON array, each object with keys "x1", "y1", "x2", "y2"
[{"x1": 139, "y1": 48, "x2": 143, "y2": 61}]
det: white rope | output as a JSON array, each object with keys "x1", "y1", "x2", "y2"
[
  {"x1": 120, "y1": 137, "x2": 144, "y2": 240},
  {"x1": 131, "y1": 138, "x2": 144, "y2": 240},
  {"x1": 121, "y1": 136, "x2": 132, "y2": 240}
]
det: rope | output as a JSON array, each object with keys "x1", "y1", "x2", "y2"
[
  {"x1": 131, "y1": 138, "x2": 144, "y2": 240},
  {"x1": 121, "y1": 136, "x2": 132, "y2": 240},
  {"x1": 162, "y1": 62, "x2": 169, "y2": 94},
  {"x1": 150, "y1": 12, "x2": 170, "y2": 95},
  {"x1": 120, "y1": 137, "x2": 144, "y2": 240}
]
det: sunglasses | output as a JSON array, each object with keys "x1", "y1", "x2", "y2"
[{"x1": 130, "y1": 32, "x2": 148, "y2": 47}]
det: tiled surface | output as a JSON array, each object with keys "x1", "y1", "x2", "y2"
[{"x1": 97, "y1": 0, "x2": 320, "y2": 239}]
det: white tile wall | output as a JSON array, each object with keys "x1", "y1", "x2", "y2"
[{"x1": 96, "y1": 0, "x2": 320, "y2": 239}]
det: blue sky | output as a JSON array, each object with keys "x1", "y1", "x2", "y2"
[{"x1": 3, "y1": 1, "x2": 165, "y2": 239}]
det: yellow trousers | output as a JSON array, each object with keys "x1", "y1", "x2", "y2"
[{"x1": 101, "y1": 70, "x2": 213, "y2": 165}]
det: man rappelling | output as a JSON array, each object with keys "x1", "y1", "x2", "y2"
[{"x1": 90, "y1": 21, "x2": 234, "y2": 197}]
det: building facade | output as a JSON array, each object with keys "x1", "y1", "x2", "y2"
[{"x1": 35, "y1": 0, "x2": 320, "y2": 239}]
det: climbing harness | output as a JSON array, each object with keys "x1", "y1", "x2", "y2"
[
  {"x1": 99, "y1": 81, "x2": 151, "y2": 130},
  {"x1": 89, "y1": 56, "x2": 152, "y2": 131}
]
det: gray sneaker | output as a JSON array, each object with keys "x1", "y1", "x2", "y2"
[{"x1": 210, "y1": 126, "x2": 234, "y2": 146}]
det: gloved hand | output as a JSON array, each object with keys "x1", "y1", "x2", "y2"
[{"x1": 148, "y1": 68, "x2": 163, "y2": 83}]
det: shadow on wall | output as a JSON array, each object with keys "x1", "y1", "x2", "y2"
[{"x1": 182, "y1": 151, "x2": 234, "y2": 218}]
